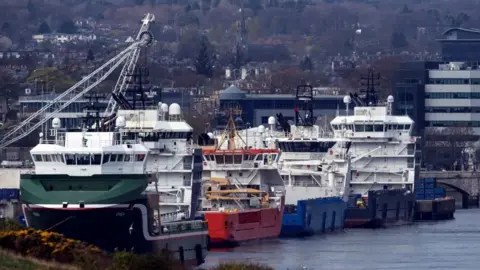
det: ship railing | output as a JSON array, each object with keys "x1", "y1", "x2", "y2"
[
  {"x1": 159, "y1": 195, "x2": 181, "y2": 204},
  {"x1": 161, "y1": 220, "x2": 207, "y2": 234},
  {"x1": 38, "y1": 138, "x2": 142, "y2": 147}
]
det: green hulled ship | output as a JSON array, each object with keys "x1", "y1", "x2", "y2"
[{"x1": 21, "y1": 108, "x2": 208, "y2": 265}]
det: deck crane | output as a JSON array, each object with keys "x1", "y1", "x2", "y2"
[{"x1": 0, "y1": 13, "x2": 155, "y2": 150}]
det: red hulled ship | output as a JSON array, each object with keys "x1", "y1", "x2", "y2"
[{"x1": 198, "y1": 112, "x2": 286, "y2": 247}]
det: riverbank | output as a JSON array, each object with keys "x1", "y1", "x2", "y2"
[{"x1": 0, "y1": 219, "x2": 273, "y2": 270}]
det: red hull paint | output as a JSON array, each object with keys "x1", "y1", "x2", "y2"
[
  {"x1": 204, "y1": 199, "x2": 285, "y2": 245},
  {"x1": 344, "y1": 218, "x2": 371, "y2": 228}
]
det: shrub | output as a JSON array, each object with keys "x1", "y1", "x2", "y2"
[{"x1": 0, "y1": 218, "x2": 25, "y2": 232}]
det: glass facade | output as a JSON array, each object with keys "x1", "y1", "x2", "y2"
[{"x1": 425, "y1": 121, "x2": 480, "y2": 127}]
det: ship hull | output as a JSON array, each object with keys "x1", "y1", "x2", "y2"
[
  {"x1": 280, "y1": 197, "x2": 346, "y2": 237},
  {"x1": 345, "y1": 189, "x2": 415, "y2": 228},
  {"x1": 22, "y1": 203, "x2": 208, "y2": 265},
  {"x1": 202, "y1": 206, "x2": 284, "y2": 247}
]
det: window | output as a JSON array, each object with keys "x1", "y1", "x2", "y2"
[
  {"x1": 124, "y1": 155, "x2": 130, "y2": 162},
  {"x1": 103, "y1": 154, "x2": 111, "y2": 164},
  {"x1": 136, "y1": 154, "x2": 145, "y2": 162},
  {"x1": 76, "y1": 154, "x2": 90, "y2": 165},
  {"x1": 66, "y1": 154, "x2": 75, "y2": 165},
  {"x1": 33, "y1": 155, "x2": 42, "y2": 162},
  {"x1": 91, "y1": 154, "x2": 102, "y2": 165},
  {"x1": 117, "y1": 154, "x2": 124, "y2": 162},
  {"x1": 110, "y1": 154, "x2": 117, "y2": 162}
]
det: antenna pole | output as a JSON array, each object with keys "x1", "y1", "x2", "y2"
[{"x1": 360, "y1": 68, "x2": 380, "y2": 106}]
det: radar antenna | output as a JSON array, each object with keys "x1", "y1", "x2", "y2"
[
  {"x1": 0, "y1": 13, "x2": 155, "y2": 150},
  {"x1": 294, "y1": 84, "x2": 316, "y2": 126}
]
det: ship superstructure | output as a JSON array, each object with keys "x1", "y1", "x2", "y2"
[{"x1": 198, "y1": 111, "x2": 285, "y2": 246}]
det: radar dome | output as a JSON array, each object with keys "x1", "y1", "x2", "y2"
[
  {"x1": 169, "y1": 103, "x2": 181, "y2": 115},
  {"x1": 116, "y1": 116, "x2": 126, "y2": 128},
  {"x1": 258, "y1": 125, "x2": 265, "y2": 133},
  {"x1": 52, "y1": 118, "x2": 61, "y2": 129},
  {"x1": 268, "y1": 116, "x2": 276, "y2": 125},
  {"x1": 161, "y1": 103, "x2": 169, "y2": 112},
  {"x1": 387, "y1": 95, "x2": 394, "y2": 103},
  {"x1": 158, "y1": 101, "x2": 163, "y2": 107},
  {"x1": 343, "y1": 95, "x2": 352, "y2": 104},
  {"x1": 39, "y1": 132, "x2": 44, "y2": 138},
  {"x1": 207, "y1": 132, "x2": 214, "y2": 138}
]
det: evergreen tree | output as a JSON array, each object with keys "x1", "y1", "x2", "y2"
[
  {"x1": 86, "y1": 48, "x2": 95, "y2": 62},
  {"x1": 231, "y1": 44, "x2": 245, "y2": 70},
  {"x1": 58, "y1": 20, "x2": 77, "y2": 34},
  {"x1": 38, "y1": 22, "x2": 51, "y2": 34},
  {"x1": 195, "y1": 35, "x2": 214, "y2": 78},
  {"x1": 299, "y1": 55, "x2": 313, "y2": 71},
  {"x1": 135, "y1": 0, "x2": 145, "y2": 5},
  {"x1": 1, "y1": 22, "x2": 11, "y2": 36},
  {"x1": 391, "y1": 31, "x2": 408, "y2": 49},
  {"x1": 27, "y1": 0, "x2": 36, "y2": 19}
]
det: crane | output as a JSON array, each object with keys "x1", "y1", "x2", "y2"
[{"x1": 0, "y1": 13, "x2": 155, "y2": 150}]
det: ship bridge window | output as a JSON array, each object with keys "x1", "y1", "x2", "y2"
[
  {"x1": 215, "y1": 155, "x2": 225, "y2": 164},
  {"x1": 43, "y1": 155, "x2": 52, "y2": 162},
  {"x1": 91, "y1": 154, "x2": 102, "y2": 165},
  {"x1": 117, "y1": 154, "x2": 124, "y2": 162},
  {"x1": 110, "y1": 154, "x2": 118, "y2": 162},
  {"x1": 374, "y1": 124, "x2": 384, "y2": 132},
  {"x1": 33, "y1": 155, "x2": 42, "y2": 162},
  {"x1": 404, "y1": 124, "x2": 411, "y2": 130},
  {"x1": 136, "y1": 154, "x2": 145, "y2": 162},
  {"x1": 76, "y1": 154, "x2": 90, "y2": 165},
  {"x1": 233, "y1": 155, "x2": 242, "y2": 164},
  {"x1": 364, "y1": 125, "x2": 374, "y2": 132},
  {"x1": 66, "y1": 154, "x2": 76, "y2": 165},
  {"x1": 103, "y1": 154, "x2": 111, "y2": 164},
  {"x1": 124, "y1": 155, "x2": 131, "y2": 162},
  {"x1": 278, "y1": 141, "x2": 335, "y2": 152},
  {"x1": 224, "y1": 155, "x2": 233, "y2": 164},
  {"x1": 354, "y1": 125, "x2": 364, "y2": 132}
]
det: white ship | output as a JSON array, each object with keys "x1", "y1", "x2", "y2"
[{"x1": 331, "y1": 92, "x2": 418, "y2": 228}]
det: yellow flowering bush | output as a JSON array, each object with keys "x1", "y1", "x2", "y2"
[{"x1": 0, "y1": 228, "x2": 107, "y2": 267}]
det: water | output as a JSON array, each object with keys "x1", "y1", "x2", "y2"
[{"x1": 203, "y1": 209, "x2": 480, "y2": 270}]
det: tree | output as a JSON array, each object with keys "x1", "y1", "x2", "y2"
[
  {"x1": 26, "y1": 0, "x2": 36, "y2": 19},
  {"x1": 1, "y1": 22, "x2": 12, "y2": 37},
  {"x1": 38, "y1": 22, "x2": 51, "y2": 34},
  {"x1": 86, "y1": 48, "x2": 95, "y2": 62},
  {"x1": 58, "y1": 20, "x2": 77, "y2": 34},
  {"x1": 424, "y1": 127, "x2": 476, "y2": 171},
  {"x1": 195, "y1": 35, "x2": 215, "y2": 78},
  {"x1": 391, "y1": 31, "x2": 408, "y2": 49},
  {"x1": 0, "y1": 68, "x2": 19, "y2": 114},
  {"x1": 135, "y1": 0, "x2": 145, "y2": 5},
  {"x1": 299, "y1": 55, "x2": 313, "y2": 71}
]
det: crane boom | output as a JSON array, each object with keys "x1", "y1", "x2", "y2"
[
  {"x1": 0, "y1": 22, "x2": 154, "y2": 150},
  {"x1": 104, "y1": 13, "x2": 155, "y2": 116}
]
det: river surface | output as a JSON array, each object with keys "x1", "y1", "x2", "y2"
[{"x1": 203, "y1": 209, "x2": 480, "y2": 270}]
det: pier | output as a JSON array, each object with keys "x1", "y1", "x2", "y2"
[{"x1": 420, "y1": 171, "x2": 480, "y2": 208}]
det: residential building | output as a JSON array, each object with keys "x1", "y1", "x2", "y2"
[{"x1": 437, "y1": 28, "x2": 480, "y2": 62}]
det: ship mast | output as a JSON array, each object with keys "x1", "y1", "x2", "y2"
[{"x1": 216, "y1": 107, "x2": 247, "y2": 150}]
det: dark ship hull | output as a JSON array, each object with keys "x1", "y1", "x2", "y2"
[
  {"x1": 22, "y1": 201, "x2": 208, "y2": 265},
  {"x1": 345, "y1": 189, "x2": 415, "y2": 228}
]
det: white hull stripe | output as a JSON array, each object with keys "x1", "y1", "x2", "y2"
[{"x1": 21, "y1": 204, "x2": 208, "y2": 241}]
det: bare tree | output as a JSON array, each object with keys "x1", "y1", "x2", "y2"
[{"x1": 424, "y1": 127, "x2": 476, "y2": 170}]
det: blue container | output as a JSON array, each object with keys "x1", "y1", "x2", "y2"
[
  {"x1": 434, "y1": 187, "x2": 445, "y2": 194},
  {"x1": 416, "y1": 194, "x2": 425, "y2": 200},
  {"x1": 424, "y1": 189, "x2": 434, "y2": 195},
  {"x1": 424, "y1": 178, "x2": 436, "y2": 184},
  {"x1": 417, "y1": 178, "x2": 426, "y2": 183},
  {"x1": 425, "y1": 183, "x2": 435, "y2": 189},
  {"x1": 424, "y1": 194, "x2": 435, "y2": 200},
  {"x1": 0, "y1": 189, "x2": 20, "y2": 200},
  {"x1": 416, "y1": 183, "x2": 425, "y2": 189},
  {"x1": 415, "y1": 188, "x2": 425, "y2": 195},
  {"x1": 434, "y1": 194, "x2": 445, "y2": 199}
]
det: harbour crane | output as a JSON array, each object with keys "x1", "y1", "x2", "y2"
[{"x1": 0, "y1": 13, "x2": 155, "y2": 150}]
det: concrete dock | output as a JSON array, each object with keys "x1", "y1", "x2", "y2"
[{"x1": 415, "y1": 198, "x2": 456, "y2": 221}]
